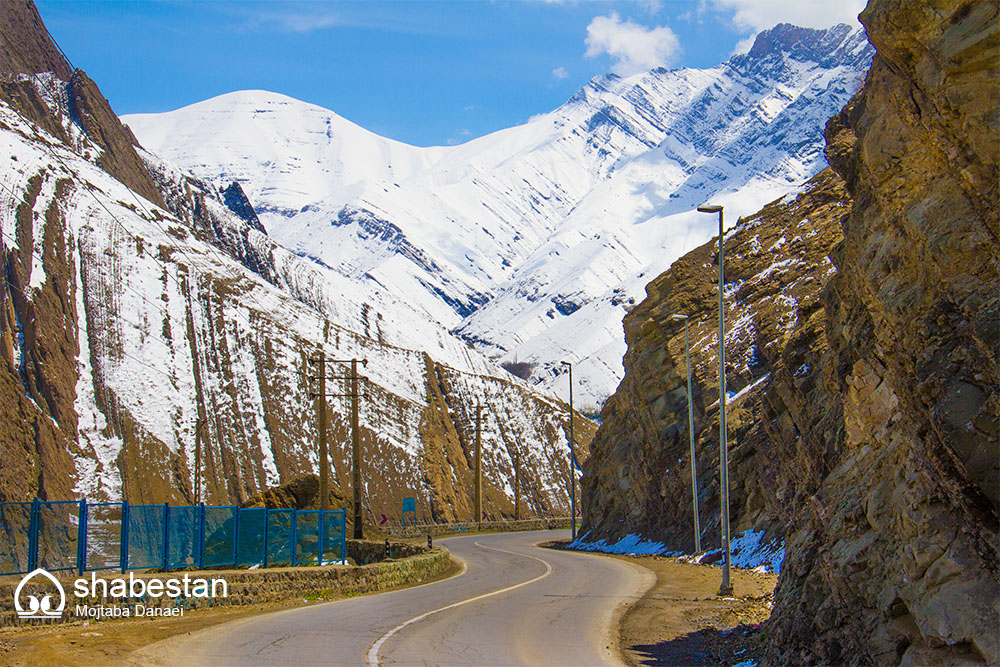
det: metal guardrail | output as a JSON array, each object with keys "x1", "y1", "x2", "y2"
[{"x1": 0, "y1": 499, "x2": 347, "y2": 576}]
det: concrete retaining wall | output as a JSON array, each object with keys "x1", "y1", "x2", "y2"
[{"x1": 0, "y1": 545, "x2": 449, "y2": 627}]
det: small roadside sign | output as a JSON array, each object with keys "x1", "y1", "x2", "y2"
[
  {"x1": 402, "y1": 497, "x2": 416, "y2": 527},
  {"x1": 379, "y1": 513, "x2": 388, "y2": 525}
]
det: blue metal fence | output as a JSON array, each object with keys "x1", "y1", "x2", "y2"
[{"x1": 0, "y1": 500, "x2": 347, "y2": 576}]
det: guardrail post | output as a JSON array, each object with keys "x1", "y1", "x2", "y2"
[
  {"x1": 291, "y1": 509, "x2": 298, "y2": 567},
  {"x1": 27, "y1": 498, "x2": 39, "y2": 572},
  {"x1": 198, "y1": 503, "x2": 206, "y2": 570},
  {"x1": 232, "y1": 507, "x2": 240, "y2": 568},
  {"x1": 120, "y1": 501, "x2": 130, "y2": 573},
  {"x1": 162, "y1": 503, "x2": 170, "y2": 571},
  {"x1": 263, "y1": 508, "x2": 270, "y2": 568},
  {"x1": 77, "y1": 498, "x2": 88, "y2": 575}
]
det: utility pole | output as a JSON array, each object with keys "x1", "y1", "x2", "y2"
[
  {"x1": 514, "y1": 449, "x2": 521, "y2": 521},
  {"x1": 310, "y1": 353, "x2": 368, "y2": 538},
  {"x1": 561, "y1": 361, "x2": 576, "y2": 540},
  {"x1": 670, "y1": 313, "x2": 700, "y2": 553},
  {"x1": 350, "y1": 359, "x2": 362, "y2": 539},
  {"x1": 475, "y1": 400, "x2": 482, "y2": 529},
  {"x1": 194, "y1": 418, "x2": 209, "y2": 505},
  {"x1": 317, "y1": 351, "x2": 328, "y2": 511}
]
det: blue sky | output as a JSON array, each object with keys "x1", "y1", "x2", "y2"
[{"x1": 35, "y1": 0, "x2": 863, "y2": 147}]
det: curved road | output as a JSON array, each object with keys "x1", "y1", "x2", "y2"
[{"x1": 139, "y1": 530, "x2": 653, "y2": 666}]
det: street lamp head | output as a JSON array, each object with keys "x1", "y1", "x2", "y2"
[
  {"x1": 669, "y1": 313, "x2": 688, "y2": 322},
  {"x1": 697, "y1": 204, "x2": 723, "y2": 213},
  {"x1": 561, "y1": 360, "x2": 572, "y2": 367}
]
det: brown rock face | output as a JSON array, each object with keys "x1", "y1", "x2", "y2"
[
  {"x1": 768, "y1": 1, "x2": 998, "y2": 663},
  {"x1": 581, "y1": 167, "x2": 849, "y2": 551},
  {"x1": 582, "y1": 0, "x2": 999, "y2": 664},
  {"x1": 66, "y1": 70, "x2": 165, "y2": 207},
  {"x1": 0, "y1": 0, "x2": 72, "y2": 80},
  {"x1": 0, "y1": 0, "x2": 163, "y2": 207}
]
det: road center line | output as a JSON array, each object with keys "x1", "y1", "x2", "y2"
[{"x1": 366, "y1": 540, "x2": 554, "y2": 666}]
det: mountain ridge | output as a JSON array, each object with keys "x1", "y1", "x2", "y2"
[{"x1": 123, "y1": 23, "x2": 874, "y2": 409}]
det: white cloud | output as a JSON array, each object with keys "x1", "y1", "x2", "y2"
[
  {"x1": 584, "y1": 13, "x2": 681, "y2": 76},
  {"x1": 707, "y1": 0, "x2": 865, "y2": 32},
  {"x1": 731, "y1": 34, "x2": 756, "y2": 54},
  {"x1": 248, "y1": 11, "x2": 339, "y2": 33},
  {"x1": 551, "y1": 66, "x2": 570, "y2": 80}
]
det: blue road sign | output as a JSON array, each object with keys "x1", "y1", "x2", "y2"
[{"x1": 402, "y1": 497, "x2": 416, "y2": 513}]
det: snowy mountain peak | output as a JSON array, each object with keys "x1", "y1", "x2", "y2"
[{"x1": 124, "y1": 24, "x2": 874, "y2": 408}]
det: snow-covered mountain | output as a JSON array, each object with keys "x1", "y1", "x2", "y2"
[
  {"x1": 123, "y1": 23, "x2": 873, "y2": 408},
  {"x1": 1, "y1": 0, "x2": 593, "y2": 517}
]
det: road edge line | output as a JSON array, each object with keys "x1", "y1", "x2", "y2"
[{"x1": 366, "y1": 541, "x2": 553, "y2": 666}]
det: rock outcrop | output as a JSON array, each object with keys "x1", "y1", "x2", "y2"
[{"x1": 581, "y1": 0, "x2": 998, "y2": 663}]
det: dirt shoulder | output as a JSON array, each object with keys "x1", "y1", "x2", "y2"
[
  {"x1": 610, "y1": 555, "x2": 777, "y2": 666},
  {"x1": 0, "y1": 558, "x2": 463, "y2": 666}
]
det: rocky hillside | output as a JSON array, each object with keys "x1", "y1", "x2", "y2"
[
  {"x1": 0, "y1": 0, "x2": 592, "y2": 524},
  {"x1": 581, "y1": 0, "x2": 998, "y2": 663}
]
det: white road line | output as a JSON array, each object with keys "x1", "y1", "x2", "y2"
[{"x1": 366, "y1": 540, "x2": 554, "y2": 666}]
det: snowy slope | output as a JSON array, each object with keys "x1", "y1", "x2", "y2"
[
  {"x1": 123, "y1": 23, "x2": 873, "y2": 408},
  {"x1": 0, "y1": 73, "x2": 583, "y2": 518}
]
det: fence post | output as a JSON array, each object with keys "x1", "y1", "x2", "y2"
[
  {"x1": 77, "y1": 498, "x2": 88, "y2": 576},
  {"x1": 340, "y1": 510, "x2": 347, "y2": 565},
  {"x1": 263, "y1": 508, "x2": 270, "y2": 568},
  {"x1": 291, "y1": 509, "x2": 298, "y2": 567},
  {"x1": 232, "y1": 507, "x2": 240, "y2": 568},
  {"x1": 120, "y1": 501, "x2": 130, "y2": 573},
  {"x1": 27, "y1": 498, "x2": 39, "y2": 572},
  {"x1": 198, "y1": 503, "x2": 206, "y2": 571},
  {"x1": 319, "y1": 510, "x2": 325, "y2": 565},
  {"x1": 162, "y1": 503, "x2": 170, "y2": 571}
]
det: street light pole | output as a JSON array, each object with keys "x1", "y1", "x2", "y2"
[
  {"x1": 698, "y1": 203, "x2": 732, "y2": 596},
  {"x1": 561, "y1": 361, "x2": 576, "y2": 541},
  {"x1": 670, "y1": 314, "x2": 700, "y2": 553}
]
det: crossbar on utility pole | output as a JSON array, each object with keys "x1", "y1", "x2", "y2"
[{"x1": 475, "y1": 400, "x2": 482, "y2": 529}]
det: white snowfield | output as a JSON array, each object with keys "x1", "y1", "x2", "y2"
[
  {"x1": 124, "y1": 23, "x2": 873, "y2": 409},
  {"x1": 0, "y1": 82, "x2": 576, "y2": 509}
]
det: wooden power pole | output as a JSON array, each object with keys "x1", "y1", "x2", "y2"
[
  {"x1": 475, "y1": 400, "x2": 482, "y2": 528},
  {"x1": 350, "y1": 359, "x2": 363, "y2": 539},
  {"x1": 317, "y1": 350, "x2": 328, "y2": 512},
  {"x1": 311, "y1": 352, "x2": 367, "y2": 538},
  {"x1": 514, "y1": 449, "x2": 521, "y2": 521}
]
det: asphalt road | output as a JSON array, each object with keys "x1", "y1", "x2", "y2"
[{"x1": 139, "y1": 530, "x2": 653, "y2": 666}]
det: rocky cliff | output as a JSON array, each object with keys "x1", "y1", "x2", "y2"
[
  {"x1": 581, "y1": 0, "x2": 998, "y2": 663},
  {"x1": 0, "y1": 0, "x2": 590, "y2": 526}
]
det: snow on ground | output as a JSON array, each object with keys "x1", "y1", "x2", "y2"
[{"x1": 569, "y1": 528, "x2": 786, "y2": 573}]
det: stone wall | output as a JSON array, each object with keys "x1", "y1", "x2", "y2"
[
  {"x1": 386, "y1": 517, "x2": 572, "y2": 540},
  {"x1": 0, "y1": 545, "x2": 450, "y2": 628}
]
